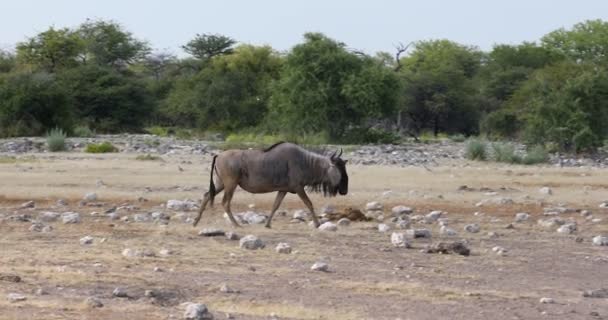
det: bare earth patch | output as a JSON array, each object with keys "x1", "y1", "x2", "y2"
[{"x1": 1, "y1": 152, "x2": 607, "y2": 319}]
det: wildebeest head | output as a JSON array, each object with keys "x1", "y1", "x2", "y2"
[{"x1": 326, "y1": 148, "x2": 349, "y2": 196}]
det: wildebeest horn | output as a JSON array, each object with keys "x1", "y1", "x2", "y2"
[
  {"x1": 330, "y1": 149, "x2": 338, "y2": 159},
  {"x1": 338, "y1": 148, "x2": 343, "y2": 158}
]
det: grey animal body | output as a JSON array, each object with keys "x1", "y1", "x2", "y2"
[{"x1": 193, "y1": 142, "x2": 349, "y2": 228}]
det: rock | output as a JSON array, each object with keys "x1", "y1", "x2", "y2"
[
  {"x1": 599, "y1": 201, "x2": 608, "y2": 209},
  {"x1": 29, "y1": 222, "x2": 52, "y2": 232},
  {"x1": 122, "y1": 248, "x2": 151, "y2": 258},
  {"x1": 239, "y1": 235, "x2": 265, "y2": 250},
  {"x1": 378, "y1": 223, "x2": 391, "y2": 232},
  {"x1": 133, "y1": 213, "x2": 151, "y2": 222},
  {"x1": 7, "y1": 293, "x2": 26, "y2": 302},
  {"x1": 39, "y1": 211, "x2": 60, "y2": 222},
  {"x1": 151, "y1": 211, "x2": 170, "y2": 222},
  {"x1": 514, "y1": 212, "x2": 529, "y2": 222},
  {"x1": 337, "y1": 218, "x2": 351, "y2": 226},
  {"x1": 56, "y1": 199, "x2": 68, "y2": 206},
  {"x1": 311, "y1": 262, "x2": 329, "y2": 272},
  {"x1": 159, "y1": 248, "x2": 173, "y2": 256},
  {"x1": 184, "y1": 303, "x2": 214, "y2": 320},
  {"x1": 492, "y1": 246, "x2": 508, "y2": 255},
  {"x1": 275, "y1": 243, "x2": 292, "y2": 254},
  {"x1": 592, "y1": 236, "x2": 608, "y2": 246},
  {"x1": 198, "y1": 228, "x2": 225, "y2": 237},
  {"x1": 440, "y1": 226, "x2": 457, "y2": 236},
  {"x1": 85, "y1": 297, "x2": 104, "y2": 308},
  {"x1": 405, "y1": 228, "x2": 432, "y2": 239},
  {"x1": 292, "y1": 209, "x2": 309, "y2": 220},
  {"x1": 79, "y1": 236, "x2": 94, "y2": 245},
  {"x1": 437, "y1": 218, "x2": 449, "y2": 227},
  {"x1": 391, "y1": 205, "x2": 413, "y2": 216},
  {"x1": 219, "y1": 283, "x2": 238, "y2": 294},
  {"x1": 395, "y1": 218, "x2": 410, "y2": 229},
  {"x1": 84, "y1": 192, "x2": 98, "y2": 202},
  {"x1": 321, "y1": 205, "x2": 336, "y2": 214},
  {"x1": 391, "y1": 232, "x2": 411, "y2": 248},
  {"x1": 167, "y1": 199, "x2": 198, "y2": 211},
  {"x1": 62, "y1": 212, "x2": 81, "y2": 224},
  {"x1": 475, "y1": 197, "x2": 514, "y2": 207},
  {"x1": 318, "y1": 222, "x2": 337, "y2": 231},
  {"x1": 225, "y1": 232, "x2": 240, "y2": 240},
  {"x1": 20, "y1": 200, "x2": 35, "y2": 209},
  {"x1": 464, "y1": 224, "x2": 480, "y2": 233},
  {"x1": 112, "y1": 287, "x2": 128, "y2": 298},
  {"x1": 538, "y1": 217, "x2": 565, "y2": 228},
  {"x1": 241, "y1": 211, "x2": 267, "y2": 224},
  {"x1": 424, "y1": 210, "x2": 443, "y2": 223},
  {"x1": 540, "y1": 297, "x2": 555, "y2": 304},
  {"x1": 557, "y1": 223, "x2": 577, "y2": 234},
  {"x1": 539, "y1": 187, "x2": 553, "y2": 195},
  {"x1": 425, "y1": 242, "x2": 470, "y2": 256},
  {"x1": 583, "y1": 288, "x2": 608, "y2": 298},
  {"x1": 0, "y1": 274, "x2": 21, "y2": 283},
  {"x1": 505, "y1": 223, "x2": 515, "y2": 229},
  {"x1": 366, "y1": 201, "x2": 383, "y2": 211}
]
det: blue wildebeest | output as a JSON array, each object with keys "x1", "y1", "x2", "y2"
[{"x1": 193, "y1": 142, "x2": 349, "y2": 228}]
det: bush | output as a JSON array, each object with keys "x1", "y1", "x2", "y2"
[
  {"x1": 521, "y1": 145, "x2": 549, "y2": 165},
  {"x1": 339, "y1": 127, "x2": 400, "y2": 144},
  {"x1": 491, "y1": 142, "x2": 521, "y2": 163},
  {"x1": 85, "y1": 142, "x2": 118, "y2": 153},
  {"x1": 223, "y1": 131, "x2": 329, "y2": 150},
  {"x1": 449, "y1": 134, "x2": 466, "y2": 142},
  {"x1": 73, "y1": 125, "x2": 95, "y2": 137},
  {"x1": 46, "y1": 127, "x2": 67, "y2": 152},
  {"x1": 145, "y1": 126, "x2": 168, "y2": 137},
  {"x1": 135, "y1": 154, "x2": 161, "y2": 161},
  {"x1": 464, "y1": 138, "x2": 487, "y2": 161}
]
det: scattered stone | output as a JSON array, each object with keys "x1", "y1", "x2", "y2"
[
  {"x1": 505, "y1": 223, "x2": 515, "y2": 229},
  {"x1": 122, "y1": 248, "x2": 153, "y2": 258},
  {"x1": 20, "y1": 200, "x2": 35, "y2": 209},
  {"x1": 133, "y1": 213, "x2": 151, "y2": 222},
  {"x1": 539, "y1": 187, "x2": 553, "y2": 195},
  {"x1": 293, "y1": 209, "x2": 309, "y2": 220},
  {"x1": 318, "y1": 221, "x2": 337, "y2": 231},
  {"x1": 79, "y1": 236, "x2": 94, "y2": 245},
  {"x1": 159, "y1": 248, "x2": 173, "y2": 256},
  {"x1": 599, "y1": 201, "x2": 608, "y2": 209},
  {"x1": 487, "y1": 232, "x2": 499, "y2": 239},
  {"x1": 391, "y1": 205, "x2": 413, "y2": 216},
  {"x1": 592, "y1": 236, "x2": 608, "y2": 246},
  {"x1": 378, "y1": 223, "x2": 391, "y2": 232},
  {"x1": 85, "y1": 296, "x2": 104, "y2": 308},
  {"x1": 540, "y1": 297, "x2": 555, "y2": 304},
  {"x1": 239, "y1": 235, "x2": 265, "y2": 250},
  {"x1": 198, "y1": 228, "x2": 225, "y2": 237},
  {"x1": 366, "y1": 201, "x2": 383, "y2": 211},
  {"x1": 144, "y1": 290, "x2": 156, "y2": 298},
  {"x1": 62, "y1": 212, "x2": 81, "y2": 224},
  {"x1": 184, "y1": 303, "x2": 214, "y2": 320},
  {"x1": 29, "y1": 222, "x2": 52, "y2": 232},
  {"x1": 464, "y1": 224, "x2": 480, "y2": 233},
  {"x1": 538, "y1": 217, "x2": 565, "y2": 228},
  {"x1": 405, "y1": 229, "x2": 432, "y2": 239},
  {"x1": 391, "y1": 232, "x2": 411, "y2": 248},
  {"x1": 424, "y1": 210, "x2": 443, "y2": 223},
  {"x1": 396, "y1": 218, "x2": 410, "y2": 229},
  {"x1": 56, "y1": 199, "x2": 68, "y2": 206},
  {"x1": 84, "y1": 192, "x2": 98, "y2": 202},
  {"x1": 7, "y1": 293, "x2": 26, "y2": 302},
  {"x1": 35, "y1": 288, "x2": 47, "y2": 295},
  {"x1": 241, "y1": 211, "x2": 267, "y2": 224},
  {"x1": 112, "y1": 287, "x2": 128, "y2": 298},
  {"x1": 225, "y1": 232, "x2": 240, "y2": 241},
  {"x1": 311, "y1": 262, "x2": 329, "y2": 272},
  {"x1": 0, "y1": 274, "x2": 21, "y2": 283},
  {"x1": 39, "y1": 211, "x2": 60, "y2": 222},
  {"x1": 321, "y1": 205, "x2": 336, "y2": 214},
  {"x1": 514, "y1": 212, "x2": 529, "y2": 223},
  {"x1": 583, "y1": 288, "x2": 608, "y2": 298},
  {"x1": 424, "y1": 242, "x2": 470, "y2": 256},
  {"x1": 337, "y1": 218, "x2": 351, "y2": 226},
  {"x1": 275, "y1": 243, "x2": 292, "y2": 254},
  {"x1": 492, "y1": 246, "x2": 508, "y2": 255},
  {"x1": 475, "y1": 197, "x2": 514, "y2": 207},
  {"x1": 557, "y1": 223, "x2": 577, "y2": 234},
  {"x1": 440, "y1": 226, "x2": 457, "y2": 236},
  {"x1": 167, "y1": 199, "x2": 198, "y2": 211}
]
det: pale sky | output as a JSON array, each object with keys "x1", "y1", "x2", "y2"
[{"x1": 2, "y1": 0, "x2": 608, "y2": 55}]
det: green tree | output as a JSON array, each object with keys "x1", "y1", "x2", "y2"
[
  {"x1": 399, "y1": 40, "x2": 482, "y2": 136},
  {"x1": 182, "y1": 33, "x2": 236, "y2": 61},
  {"x1": 0, "y1": 50, "x2": 16, "y2": 73},
  {"x1": 268, "y1": 32, "x2": 399, "y2": 140},
  {"x1": 542, "y1": 19, "x2": 608, "y2": 64},
  {"x1": 0, "y1": 72, "x2": 73, "y2": 137},
  {"x1": 16, "y1": 27, "x2": 83, "y2": 72}
]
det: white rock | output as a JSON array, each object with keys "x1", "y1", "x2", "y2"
[
  {"x1": 557, "y1": 223, "x2": 577, "y2": 234},
  {"x1": 396, "y1": 219, "x2": 410, "y2": 229},
  {"x1": 112, "y1": 287, "x2": 128, "y2": 298},
  {"x1": 366, "y1": 201, "x2": 383, "y2": 211},
  {"x1": 311, "y1": 262, "x2": 329, "y2": 272},
  {"x1": 440, "y1": 226, "x2": 457, "y2": 236},
  {"x1": 492, "y1": 246, "x2": 508, "y2": 255},
  {"x1": 85, "y1": 297, "x2": 104, "y2": 308},
  {"x1": 239, "y1": 235, "x2": 265, "y2": 250},
  {"x1": 464, "y1": 224, "x2": 480, "y2": 233},
  {"x1": 538, "y1": 217, "x2": 565, "y2": 228},
  {"x1": 599, "y1": 201, "x2": 608, "y2": 208},
  {"x1": 247, "y1": 203, "x2": 256, "y2": 209},
  {"x1": 318, "y1": 222, "x2": 337, "y2": 231},
  {"x1": 275, "y1": 243, "x2": 292, "y2": 254},
  {"x1": 391, "y1": 205, "x2": 413, "y2": 216},
  {"x1": 80, "y1": 236, "x2": 94, "y2": 245},
  {"x1": 167, "y1": 199, "x2": 197, "y2": 211},
  {"x1": 391, "y1": 232, "x2": 411, "y2": 248},
  {"x1": 241, "y1": 211, "x2": 267, "y2": 224},
  {"x1": 84, "y1": 192, "x2": 98, "y2": 202},
  {"x1": 405, "y1": 229, "x2": 432, "y2": 238},
  {"x1": 62, "y1": 212, "x2": 81, "y2": 224},
  {"x1": 39, "y1": 211, "x2": 60, "y2": 222},
  {"x1": 580, "y1": 210, "x2": 592, "y2": 217},
  {"x1": 337, "y1": 218, "x2": 351, "y2": 226},
  {"x1": 378, "y1": 223, "x2": 391, "y2": 232},
  {"x1": 133, "y1": 213, "x2": 151, "y2": 222},
  {"x1": 539, "y1": 187, "x2": 553, "y2": 195},
  {"x1": 514, "y1": 212, "x2": 529, "y2": 222},
  {"x1": 20, "y1": 200, "x2": 35, "y2": 209},
  {"x1": 159, "y1": 248, "x2": 173, "y2": 256},
  {"x1": 540, "y1": 297, "x2": 555, "y2": 304},
  {"x1": 184, "y1": 303, "x2": 213, "y2": 320},
  {"x1": 292, "y1": 209, "x2": 309, "y2": 220},
  {"x1": 592, "y1": 235, "x2": 608, "y2": 246},
  {"x1": 321, "y1": 205, "x2": 336, "y2": 214},
  {"x1": 7, "y1": 293, "x2": 26, "y2": 302},
  {"x1": 424, "y1": 210, "x2": 443, "y2": 223}
]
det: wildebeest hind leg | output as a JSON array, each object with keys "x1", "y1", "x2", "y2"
[
  {"x1": 296, "y1": 189, "x2": 320, "y2": 228},
  {"x1": 193, "y1": 184, "x2": 224, "y2": 227},
  {"x1": 265, "y1": 191, "x2": 287, "y2": 229},
  {"x1": 222, "y1": 184, "x2": 241, "y2": 227}
]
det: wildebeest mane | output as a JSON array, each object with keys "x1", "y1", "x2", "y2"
[{"x1": 263, "y1": 141, "x2": 286, "y2": 152}]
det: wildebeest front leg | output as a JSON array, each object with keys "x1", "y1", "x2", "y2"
[
  {"x1": 265, "y1": 191, "x2": 287, "y2": 229},
  {"x1": 296, "y1": 189, "x2": 320, "y2": 228},
  {"x1": 222, "y1": 184, "x2": 241, "y2": 227}
]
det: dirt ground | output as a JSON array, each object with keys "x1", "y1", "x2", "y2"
[{"x1": 0, "y1": 152, "x2": 607, "y2": 320}]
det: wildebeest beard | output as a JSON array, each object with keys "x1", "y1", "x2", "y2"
[{"x1": 308, "y1": 181, "x2": 340, "y2": 197}]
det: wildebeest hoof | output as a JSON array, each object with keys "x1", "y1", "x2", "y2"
[{"x1": 264, "y1": 224, "x2": 272, "y2": 229}]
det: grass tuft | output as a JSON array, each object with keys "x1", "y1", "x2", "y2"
[
  {"x1": 85, "y1": 142, "x2": 118, "y2": 153},
  {"x1": 46, "y1": 127, "x2": 67, "y2": 152}
]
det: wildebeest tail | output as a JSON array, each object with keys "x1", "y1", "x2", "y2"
[{"x1": 209, "y1": 155, "x2": 217, "y2": 206}]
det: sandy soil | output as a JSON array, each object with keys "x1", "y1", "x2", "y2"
[{"x1": 0, "y1": 152, "x2": 607, "y2": 320}]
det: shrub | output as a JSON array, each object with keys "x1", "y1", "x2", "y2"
[
  {"x1": 491, "y1": 142, "x2": 521, "y2": 163},
  {"x1": 464, "y1": 138, "x2": 487, "y2": 161},
  {"x1": 73, "y1": 125, "x2": 95, "y2": 137},
  {"x1": 145, "y1": 126, "x2": 169, "y2": 137},
  {"x1": 46, "y1": 127, "x2": 67, "y2": 152},
  {"x1": 449, "y1": 134, "x2": 467, "y2": 142},
  {"x1": 135, "y1": 154, "x2": 161, "y2": 161},
  {"x1": 85, "y1": 142, "x2": 118, "y2": 153},
  {"x1": 521, "y1": 145, "x2": 549, "y2": 165}
]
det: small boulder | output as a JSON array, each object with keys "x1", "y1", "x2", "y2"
[
  {"x1": 378, "y1": 223, "x2": 391, "y2": 232},
  {"x1": 20, "y1": 201, "x2": 35, "y2": 209},
  {"x1": 318, "y1": 222, "x2": 337, "y2": 231},
  {"x1": 84, "y1": 192, "x2": 98, "y2": 202},
  {"x1": 225, "y1": 232, "x2": 240, "y2": 241},
  {"x1": 39, "y1": 211, "x2": 60, "y2": 222},
  {"x1": 239, "y1": 235, "x2": 265, "y2": 250},
  {"x1": 366, "y1": 201, "x2": 383, "y2": 211},
  {"x1": 7, "y1": 293, "x2": 26, "y2": 302},
  {"x1": 539, "y1": 187, "x2": 553, "y2": 195},
  {"x1": 424, "y1": 241, "x2": 470, "y2": 256},
  {"x1": 514, "y1": 212, "x2": 529, "y2": 223},
  {"x1": 79, "y1": 236, "x2": 94, "y2": 245},
  {"x1": 391, "y1": 232, "x2": 411, "y2": 248},
  {"x1": 311, "y1": 262, "x2": 329, "y2": 272},
  {"x1": 583, "y1": 288, "x2": 608, "y2": 298},
  {"x1": 557, "y1": 223, "x2": 577, "y2": 234},
  {"x1": 439, "y1": 226, "x2": 457, "y2": 236},
  {"x1": 464, "y1": 224, "x2": 480, "y2": 233},
  {"x1": 241, "y1": 211, "x2": 267, "y2": 224},
  {"x1": 184, "y1": 303, "x2": 214, "y2": 320},
  {"x1": 292, "y1": 210, "x2": 309, "y2": 221},
  {"x1": 405, "y1": 228, "x2": 432, "y2": 239},
  {"x1": 62, "y1": 212, "x2": 81, "y2": 224},
  {"x1": 275, "y1": 243, "x2": 292, "y2": 254},
  {"x1": 538, "y1": 217, "x2": 565, "y2": 228},
  {"x1": 85, "y1": 297, "x2": 104, "y2": 308},
  {"x1": 112, "y1": 287, "x2": 128, "y2": 298},
  {"x1": 592, "y1": 236, "x2": 608, "y2": 246},
  {"x1": 540, "y1": 297, "x2": 555, "y2": 304},
  {"x1": 424, "y1": 210, "x2": 443, "y2": 223},
  {"x1": 198, "y1": 228, "x2": 225, "y2": 237},
  {"x1": 391, "y1": 205, "x2": 413, "y2": 216},
  {"x1": 337, "y1": 218, "x2": 351, "y2": 226}
]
